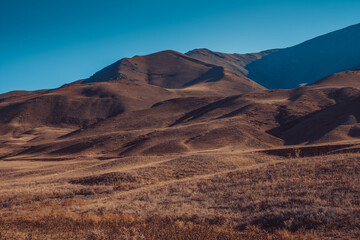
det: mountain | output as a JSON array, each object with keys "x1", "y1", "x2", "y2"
[
  {"x1": 0, "y1": 51, "x2": 267, "y2": 136},
  {"x1": 187, "y1": 23, "x2": 360, "y2": 89},
  {"x1": 0, "y1": 50, "x2": 266, "y2": 159},
  {"x1": 83, "y1": 50, "x2": 265, "y2": 94},
  {"x1": 2, "y1": 24, "x2": 360, "y2": 160}
]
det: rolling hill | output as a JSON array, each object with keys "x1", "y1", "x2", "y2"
[{"x1": 1, "y1": 69, "x2": 360, "y2": 160}]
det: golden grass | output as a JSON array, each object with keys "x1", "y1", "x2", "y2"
[
  {"x1": 0, "y1": 152, "x2": 359, "y2": 239},
  {"x1": 0, "y1": 203, "x2": 318, "y2": 240}
]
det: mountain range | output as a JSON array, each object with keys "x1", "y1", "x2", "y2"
[{"x1": 1, "y1": 23, "x2": 360, "y2": 160}]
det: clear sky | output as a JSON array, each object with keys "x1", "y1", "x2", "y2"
[{"x1": 1, "y1": 0, "x2": 360, "y2": 94}]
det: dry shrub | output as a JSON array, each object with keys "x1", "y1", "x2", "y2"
[{"x1": 249, "y1": 208, "x2": 343, "y2": 232}]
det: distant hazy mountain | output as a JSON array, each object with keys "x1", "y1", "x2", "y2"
[{"x1": 187, "y1": 23, "x2": 360, "y2": 89}]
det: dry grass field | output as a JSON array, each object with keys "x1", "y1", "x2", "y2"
[{"x1": 1, "y1": 149, "x2": 359, "y2": 239}]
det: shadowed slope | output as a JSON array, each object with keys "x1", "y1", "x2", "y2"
[
  {"x1": 268, "y1": 88, "x2": 360, "y2": 144},
  {"x1": 186, "y1": 48, "x2": 279, "y2": 76},
  {"x1": 187, "y1": 24, "x2": 360, "y2": 89},
  {"x1": 246, "y1": 23, "x2": 360, "y2": 88}
]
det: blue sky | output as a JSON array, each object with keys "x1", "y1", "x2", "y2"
[{"x1": 1, "y1": 0, "x2": 360, "y2": 94}]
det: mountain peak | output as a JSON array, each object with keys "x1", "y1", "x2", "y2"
[
  {"x1": 186, "y1": 48, "x2": 214, "y2": 55},
  {"x1": 83, "y1": 50, "x2": 264, "y2": 93}
]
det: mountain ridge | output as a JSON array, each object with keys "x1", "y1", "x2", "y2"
[
  {"x1": 1, "y1": 23, "x2": 360, "y2": 160},
  {"x1": 186, "y1": 23, "x2": 360, "y2": 89}
]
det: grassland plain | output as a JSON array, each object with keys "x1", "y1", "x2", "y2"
[{"x1": 0, "y1": 150, "x2": 359, "y2": 239}]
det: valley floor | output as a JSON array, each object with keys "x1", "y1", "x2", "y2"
[{"x1": 0, "y1": 149, "x2": 359, "y2": 239}]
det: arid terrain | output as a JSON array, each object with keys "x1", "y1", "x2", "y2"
[{"x1": 1, "y1": 24, "x2": 360, "y2": 239}]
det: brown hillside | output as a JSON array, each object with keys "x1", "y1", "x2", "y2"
[
  {"x1": 310, "y1": 69, "x2": 360, "y2": 88},
  {"x1": 3, "y1": 82, "x2": 360, "y2": 160}
]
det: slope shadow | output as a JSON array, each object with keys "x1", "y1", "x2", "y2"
[
  {"x1": 183, "y1": 66, "x2": 225, "y2": 87},
  {"x1": 267, "y1": 96, "x2": 360, "y2": 145},
  {"x1": 169, "y1": 95, "x2": 240, "y2": 126}
]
